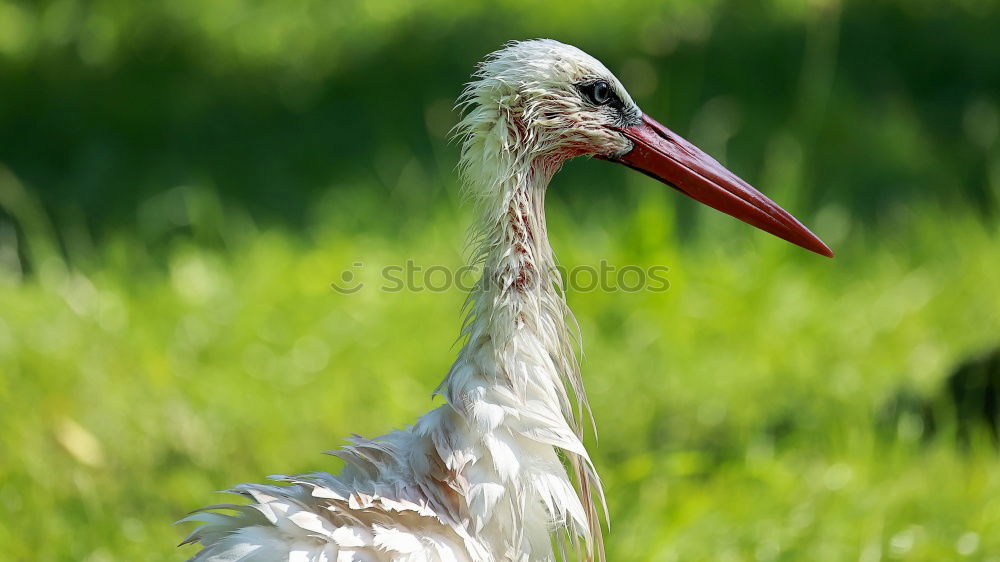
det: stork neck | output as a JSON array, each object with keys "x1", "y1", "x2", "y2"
[
  {"x1": 426, "y1": 141, "x2": 603, "y2": 559},
  {"x1": 478, "y1": 163, "x2": 559, "y2": 305},
  {"x1": 439, "y1": 155, "x2": 582, "y2": 423}
]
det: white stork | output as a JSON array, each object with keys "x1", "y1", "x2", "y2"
[{"x1": 180, "y1": 39, "x2": 832, "y2": 562}]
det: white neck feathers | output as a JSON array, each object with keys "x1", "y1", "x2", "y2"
[{"x1": 428, "y1": 123, "x2": 604, "y2": 559}]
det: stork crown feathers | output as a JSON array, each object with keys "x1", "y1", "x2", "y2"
[{"x1": 454, "y1": 39, "x2": 640, "y2": 201}]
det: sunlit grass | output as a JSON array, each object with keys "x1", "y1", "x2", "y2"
[{"x1": 1, "y1": 182, "x2": 998, "y2": 560}]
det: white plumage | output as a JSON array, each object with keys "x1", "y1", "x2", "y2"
[
  {"x1": 181, "y1": 38, "x2": 832, "y2": 562},
  {"x1": 181, "y1": 39, "x2": 629, "y2": 562}
]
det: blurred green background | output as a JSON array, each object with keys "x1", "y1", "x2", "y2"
[{"x1": 1, "y1": 0, "x2": 1000, "y2": 560}]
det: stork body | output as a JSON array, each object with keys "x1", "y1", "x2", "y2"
[{"x1": 182, "y1": 40, "x2": 831, "y2": 562}]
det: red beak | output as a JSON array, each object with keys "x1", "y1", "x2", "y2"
[{"x1": 600, "y1": 113, "x2": 833, "y2": 258}]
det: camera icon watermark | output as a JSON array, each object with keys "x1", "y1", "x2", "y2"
[{"x1": 330, "y1": 262, "x2": 366, "y2": 294}]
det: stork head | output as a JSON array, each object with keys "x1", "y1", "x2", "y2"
[{"x1": 458, "y1": 39, "x2": 832, "y2": 257}]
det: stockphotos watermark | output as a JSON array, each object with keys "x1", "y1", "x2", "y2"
[{"x1": 330, "y1": 260, "x2": 670, "y2": 294}]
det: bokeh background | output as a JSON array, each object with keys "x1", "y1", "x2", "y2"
[{"x1": 2, "y1": 0, "x2": 1000, "y2": 560}]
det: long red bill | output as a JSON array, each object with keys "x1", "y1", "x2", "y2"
[{"x1": 599, "y1": 113, "x2": 833, "y2": 258}]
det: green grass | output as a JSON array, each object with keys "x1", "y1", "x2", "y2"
[{"x1": 1, "y1": 180, "x2": 999, "y2": 560}]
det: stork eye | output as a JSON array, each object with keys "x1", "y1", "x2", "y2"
[{"x1": 580, "y1": 80, "x2": 614, "y2": 106}]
